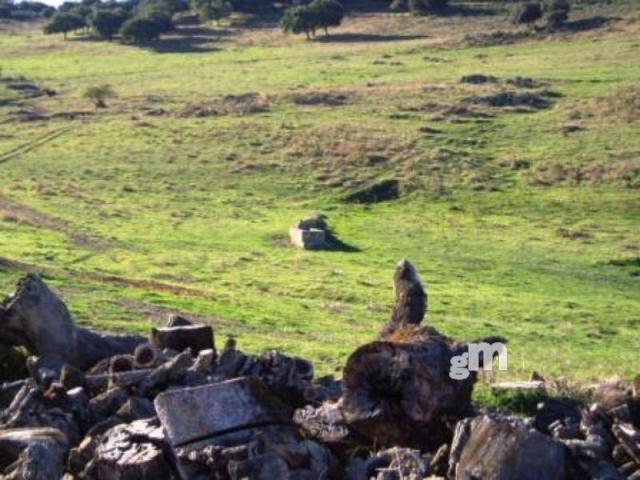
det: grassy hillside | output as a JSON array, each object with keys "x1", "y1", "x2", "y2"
[{"x1": 0, "y1": 1, "x2": 638, "y2": 383}]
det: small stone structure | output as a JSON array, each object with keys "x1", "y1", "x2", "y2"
[{"x1": 289, "y1": 216, "x2": 328, "y2": 250}]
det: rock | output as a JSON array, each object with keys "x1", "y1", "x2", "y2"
[
  {"x1": 151, "y1": 325, "x2": 214, "y2": 355},
  {"x1": 289, "y1": 226, "x2": 327, "y2": 250},
  {"x1": 155, "y1": 376, "x2": 292, "y2": 448},
  {"x1": 448, "y1": 415, "x2": 569, "y2": 480}
]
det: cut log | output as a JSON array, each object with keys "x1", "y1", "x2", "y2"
[
  {"x1": 1, "y1": 275, "x2": 145, "y2": 374},
  {"x1": 155, "y1": 376, "x2": 292, "y2": 448},
  {"x1": 138, "y1": 349, "x2": 194, "y2": 395},
  {"x1": 380, "y1": 259, "x2": 427, "y2": 338},
  {"x1": 151, "y1": 324, "x2": 214, "y2": 355},
  {"x1": 89, "y1": 418, "x2": 173, "y2": 480},
  {"x1": 166, "y1": 314, "x2": 193, "y2": 327},
  {"x1": 133, "y1": 343, "x2": 159, "y2": 369},
  {"x1": 0, "y1": 427, "x2": 68, "y2": 480},
  {"x1": 340, "y1": 332, "x2": 476, "y2": 449},
  {"x1": 448, "y1": 415, "x2": 568, "y2": 480}
]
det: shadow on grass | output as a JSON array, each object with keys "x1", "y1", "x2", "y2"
[
  {"x1": 563, "y1": 15, "x2": 617, "y2": 32},
  {"x1": 146, "y1": 25, "x2": 231, "y2": 53},
  {"x1": 435, "y1": 4, "x2": 499, "y2": 17},
  {"x1": 324, "y1": 231, "x2": 361, "y2": 253},
  {"x1": 68, "y1": 25, "x2": 229, "y2": 54},
  {"x1": 315, "y1": 32, "x2": 429, "y2": 43}
]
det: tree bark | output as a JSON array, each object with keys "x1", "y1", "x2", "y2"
[
  {"x1": 340, "y1": 333, "x2": 475, "y2": 450},
  {"x1": 1, "y1": 274, "x2": 144, "y2": 375}
]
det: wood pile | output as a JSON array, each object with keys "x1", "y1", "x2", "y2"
[{"x1": 0, "y1": 263, "x2": 638, "y2": 479}]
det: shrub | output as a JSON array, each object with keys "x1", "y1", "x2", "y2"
[
  {"x1": 0, "y1": 1, "x2": 11, "y2": 19},
  {"x1": 83, "y1": 84, "x2": 116, "y2": 108},
  {"x1": 543, "y1": 0, "x2": 570, "y2": 28},
  {"x1": 43, "y1": 12, "x2": 86, "y2": 39},
  {"x1": 281, "y1": 5, "x2": 317, "y2": 39},
  {"x1": 510, "y1": 2, "x2": 542, "y2": 25},
  {"x1": 145, "y1": 10, "x2": 174, "y2": 32},
  {"x1": 545, "y1": 9, "x2": 568, "y2": 28},
  {"x1": 389, "y1": 0, "x2": 406, "y2": 11},
  {"x1": 281, "y1": 0, "x2": 343, "y2": 38},
  {"x1": 192, "y1": 0, "x2": 232, "y2": 24},
  {"x1": 312, "y1": 0, "x2": 343, "y2": 34},
  {"x1": 120, "y1": 16, "x2": 163, "y2": 43},
  {"x1": 91, "y1": 9, "x2": 129, "y2": 39}
]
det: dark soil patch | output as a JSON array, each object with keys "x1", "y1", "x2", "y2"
[
  {"x1": 460, "y1": 74, "x2": 499, "y2": 85},
  {"x1": 291, "y1": 91, "x2": 350, "y2": 107},
  {"x1": 0, "y1": 75, "x2": 55, "y2": 107},
  {"x1": 507, "y1": 76, "x2": 545, "y2": 89},
  {"x1": 179, "y1": 92, "x2": 269, "y2": 118},
  {"x1": 467, "y1": 90, "x2": 559, "y2": 110},
  {"x1": 343, "y1": 178, "x2": 400, "y2": 204}
]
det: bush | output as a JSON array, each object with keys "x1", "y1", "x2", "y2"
[
  {"x1": 192, "y1": 0, "x2": 231, "y2": 24},
  {"x1": 543, "y1": 0, "x2": 570, "y2": 28},
  {"x1": 510, "y1": 2, "x2": 542, "y2": 25},
  {"x1": 389, "y1": 0, "x2": 406, "y2": 12},
  {"x1": 281, "y1": 5, "x2": 317, "y2": 39},
  {"x1": 281, "y1": 0, "x2": 344, "y2": 39},
  {"x1": 83, "y1": 84, "x2": 116, "y2": 108},
  {"x1": 545, "y1": 9, "x2": 568, "y2": 28},
  {"x1": 312, "y1": 0, "x2": 343, "y2": 34},
  {"x1": 0, "y1": 1, "x2": 11, "y2": 19},
  {"x1": 120, "y1": 16, "x2": 163, "y2": 43},
  {"x1": 43, "y1": 12, "x2": 86, "y2": 39},
  {"x1": 91, "y1": 9, "x2": 128, "y2": 39}
]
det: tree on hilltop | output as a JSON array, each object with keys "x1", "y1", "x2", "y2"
[{"x1": 43, "y1": 12, "x2": 85, "y2": 39}]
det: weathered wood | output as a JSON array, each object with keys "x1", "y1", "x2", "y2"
[
  {"x1": 138, "y1": 349, "x2": 194, "y2": 395},
  {"x1": 151, "y1": 324, "x2": 214, "y2": 355},
  {"x1": 134, "y1": 343, "x2": 159, "y2": 369},
  {"x1": 89, "y1": 418, "x2": 173, "y2": 480},
  {"x1": 109, "y1": 355, "x2": 135, "y2": 374},
  {"x1": 0, "y1": 427, "x2": 68, "y2": 480},
  {"x1": 340, "y1": 333, "x2": 476, "y2": 449},
  {"x1": 155, "y1": 376, "x2": 292, "y2": 447},
  {"x1": 166, "y1": 314, "x2": 193, "y2": 327},
  {"x1": 448, "y1": 415, "x2": 568, "y2": 480},
  {"x1": 1, "y1": 275, "x2": 145, "y2": 374},
  {"x1": 380, "y1": 259, "x2": 427, "y2": 338}
]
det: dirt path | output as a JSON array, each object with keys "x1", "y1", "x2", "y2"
[
  {"x1": 0, "y1": 255, "x2": 211, "y2": 298},
  {"x1": 0, "y1": 126, "x2": 73, "y2": 165},
  {"x1": 0, "y1": 193, "x2": 98, "y2": 247}
]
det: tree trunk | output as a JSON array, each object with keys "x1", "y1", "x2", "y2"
[
  {"x1": 340, "y1": 334, "x2": 476, "y2": 450},
  {"x1": 1, "y1": 275, "x2": 145, "y2": 375}
]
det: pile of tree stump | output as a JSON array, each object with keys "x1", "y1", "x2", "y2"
[{"x1": 1, "y1": 262, "x2": 639, "y2": 479}]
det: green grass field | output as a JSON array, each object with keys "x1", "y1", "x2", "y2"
[{"x1": 0, "y1": 1, "x2": 639, "y2": 384}]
